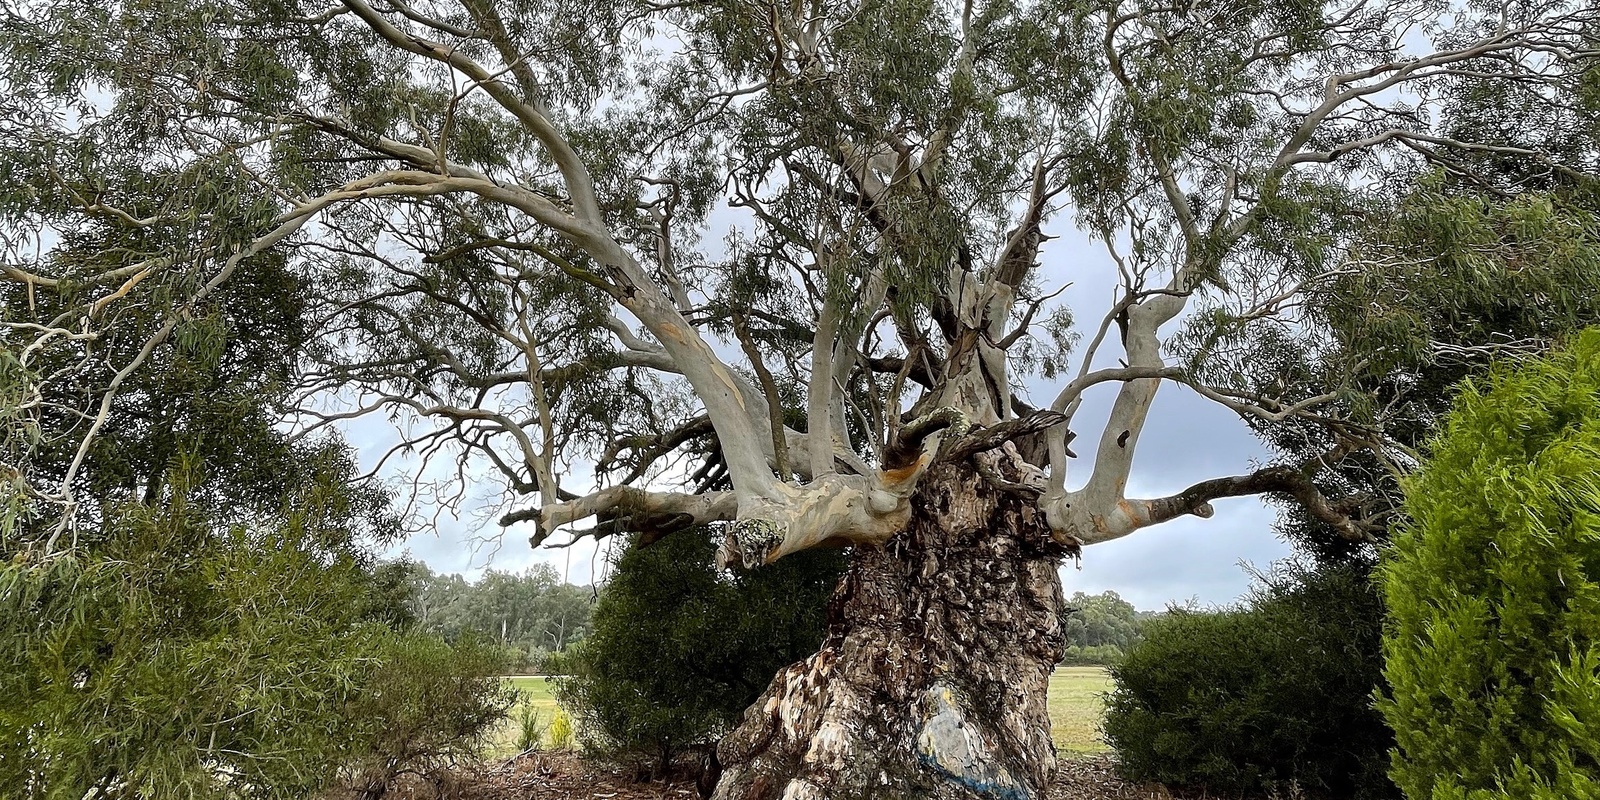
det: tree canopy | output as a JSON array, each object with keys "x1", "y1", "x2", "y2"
[
  {"x1": 4, "y1": 1, "x2": 1598, "y2": 796},
  {"x1": 3, "y1": 0, "x2": 1596, "y2": 565}
]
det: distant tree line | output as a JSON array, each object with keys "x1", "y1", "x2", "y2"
[
  {"x1": 1059, "y1": 591, "x2": 1150, "y2": 666},
  {"x1": 376, "y1": 560, "x2": 595, "y2": 674}
]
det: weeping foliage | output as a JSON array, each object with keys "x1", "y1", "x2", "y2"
[
  {"x1": 1326, "y1": 183, "x2": 1600, "y2": 380},
  {"x1": 0, "y1": 48, "x2": 513, "y2": 788},
  {"x1": 1380, "y1": 328, "x2": 1600, "y2": 799},
  {"x1": 0, "y1": 469, "x2": 356, "y2": 797},
  {"x1": 1184, "y1": 173, "x2": 1600, "y2": 573}
]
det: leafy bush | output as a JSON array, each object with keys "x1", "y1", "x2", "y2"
[
  {"x1": 1104, "y1": 562, "x2": 1396, "y2": 799},
  {"x1": 1380, "y1": 329, "x2": 1600, "y2": 799},
  {"x1": 2, "y1": 486, "x2": 376, "y2": 798},
  {"x1": 556, "y1": 528, "x2": 843, "y2": 772},
  {"x1": 540, "y1": 644, "x2": 583, "y2": 676},
  {"x1": 0, "y1": 187, "x2": 511, "y2": 797},
  {"x1": 0, "y1": 468, "x2": 515, "y2": 800},
  {"x1": 345, "y1": 633, "x2": 517, "y2": 796}
]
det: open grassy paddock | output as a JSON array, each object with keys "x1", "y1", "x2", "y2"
[
  {"x1": 494, "y1": 667, "x2": 1112, "y2": 756},
  {"x1": 487, "y1": 676, "x2": 562, "y2": 756},
  {"x1": 505, "y1": 675, "x2": 560, "y2": 714},
  {"x1": 1048, "y1": 666, "x2": 1114, "y2": 753}
]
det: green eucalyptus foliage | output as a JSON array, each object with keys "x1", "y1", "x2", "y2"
[
  {"x1": 556, "y1": 528, "x2": 844, "y2": 771},
  {"x1": 1, "y1": 0, "x2": 1593, "y2": 542},
  {"x1": 0, "y1": 53, "x2": 511, "y2": 791},
  {"x1": 1059, "y1": 590, "x2": 1145, "y2": 665},
  {"x1": 1253, "y1": 181, "x2": 1600, "y2": 565},
  {"x1": 1174, "y1": 30, "x2": 1600, "y2": 560},
  {"x1": 1110, "y1": 177, "x2": 1600, "y2": 800},
  {"x1": 0, "y1": 456, "x2": 516, "y2": 800},
  {"x1": 1328, "y1": 183, "x2": 1600, "y2": 382},
  {"x1": 1380, "y1": 328, "x2": 1600, "y2": 800},
  {"x1": 0, "y1": 465, "x2": 376, "y2": 798},
  {"x1": 1105, "y1": 562, "x2": 1395, "y2": 799}
]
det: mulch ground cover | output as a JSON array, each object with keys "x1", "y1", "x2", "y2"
[{"x1": 427, "y1": 751, "x2": 1206, "y2": 800}]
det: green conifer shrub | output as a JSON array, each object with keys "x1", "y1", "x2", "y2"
[
  {"x1": 555, "y1": 528, "x2": 843, "y2": 773},
  {"x1": 1380, "y1": 328, "x2": 1600, "y2": 799},
  {"x1": 1104, "y1": 562, "x2": 1396, "y2": 799}
]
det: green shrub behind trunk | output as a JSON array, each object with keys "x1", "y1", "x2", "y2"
[{"x1": 555, "y1": 528, "x2": 843, "y2": 773}]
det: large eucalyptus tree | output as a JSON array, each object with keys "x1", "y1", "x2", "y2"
[{"x1": 2, "y1": 0, "x2": 1595, "y2": 796}]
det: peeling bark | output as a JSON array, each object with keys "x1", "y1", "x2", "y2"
[{"x1": 714, "y1": 461, "x2": 1073, "y2": 800}]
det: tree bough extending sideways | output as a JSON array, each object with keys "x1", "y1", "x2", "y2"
[{"x1": 2, "y1": 0, "x2": 1595, "y2": 797}]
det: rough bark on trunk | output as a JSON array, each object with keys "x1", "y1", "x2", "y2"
[{"x1": 714, "y1": 460, "x2": 1073, "y2": 800}]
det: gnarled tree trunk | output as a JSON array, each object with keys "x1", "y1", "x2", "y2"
[{"x1": 714, "y1": 461, "x2": 1073, "y2": 800}]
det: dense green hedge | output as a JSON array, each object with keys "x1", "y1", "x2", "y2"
[
  {"x1": 1104, "y1": 563, "x2": 1396, "y2": 799},
  {"x1": 1380, "y1": 329, "x2": 1600, "y2": 799},
  {"x1": 556, "y1": 528, "x2": 843, "y2": 772}
]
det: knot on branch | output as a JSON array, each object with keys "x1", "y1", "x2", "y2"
[
  {"x1": 972, "y1": 446, "x2": 1050, "y2": 498},
  {"x1": 716, "y1": 518, "x2": 789, "y2": 570},
  {"x1": 509, "y1": 486, "x2": 735, "y2": 551}
]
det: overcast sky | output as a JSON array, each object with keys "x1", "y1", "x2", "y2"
[{"x1": 357, "y1": 213, "x2": 1296, "y2": 612}]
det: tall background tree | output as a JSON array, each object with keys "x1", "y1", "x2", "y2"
[
  {"x1": 1059, "y1": 590, "x2": 1145, "y2": 665},
  {"x1": 1096, "y1": 60, "x2": 1599, "y2": 797},
  {"x1": 0, "y1": 33, "x2": 517, "y2": 795},
  {"x1": 391, "y1": 561, "x2": 594, "y2": 670},
  {"x1": 2, "y1": 1, "x2": 1596, "y2": 797},
  {"x1": 0, "y1": 217, "x2": 515, "y2": 798}
]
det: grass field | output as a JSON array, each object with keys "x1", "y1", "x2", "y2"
[
  {"x1": 505, "y1": 675, "x2": 560, "y2": 715},
  {"x1": 492, "y1": 668, "x2": 1112, "y2": 756},
  {"x1": 487, "y1": 676, "x2": 563, "y2": 756},
  {"x1": 1048, "y1": 666, "x2": 1114, "y2": 753}
]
